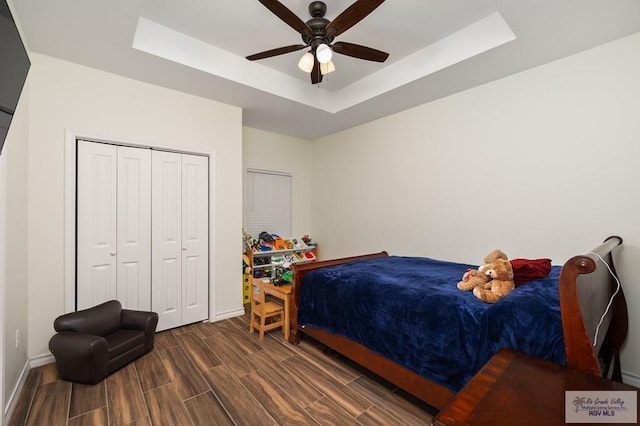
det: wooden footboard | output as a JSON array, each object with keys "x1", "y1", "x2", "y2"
[
  {"x1": 559, "y1": 235, "x2": 627, "y2": 381},
  {"x1": 289, "y1": 237, "x2": 628, "y2": 410},
  {"x1": 299, "y1": 325, "x2": 455, "y2": 409}
]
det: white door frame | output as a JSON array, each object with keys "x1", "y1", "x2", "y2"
[
  {"x1": 64, "y1": 130, "x2": 217, "y2": 322},
  {"x1": 1, "y1": 152, "x2": 7, "y2": 424}
]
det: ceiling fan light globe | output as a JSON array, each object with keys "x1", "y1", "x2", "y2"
[
  {"x1": 298, "y1": 52, "x2": 315, "y2": 73},
  {"x1": 320, "y1": 60, "x2": 335, "y2": 75},
  {"x1": 316, "y1": 43, "x2": 333, "y2": 64}
]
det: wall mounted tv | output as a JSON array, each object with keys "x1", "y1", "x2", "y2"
[{"x1": 0, "y1": 0, "x2": 30, "y2": 154}]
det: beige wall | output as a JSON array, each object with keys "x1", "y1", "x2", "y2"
[
  {"x1": 25, "y1": 53, "x2": 244, "y2": 359},
  {"x1": 242, "y1": 127, "x2": 313, "y2": 240},
  {"x1": 310, "y1": 33, "x2": 640, "y2": 381},
  {"x1": 2, "y1": 77, "x2": 29, "y2": 410}
]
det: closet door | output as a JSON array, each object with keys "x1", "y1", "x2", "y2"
[
  {"x1": 77, "y1": 141, "x2": 151, "y2": 311},
  {"x1": 116, "y1": 146, "x2": 151, "y2": 310},
  {"x1": 152, "y1": 151, "x2": 209, "y2": 331},
  {"x1": 152, "y1": 150, "x2": 183, "y2": 330},
  {"x1": 181, "y1": 154, "x2": 209, "y2": 325},
  {"x1": 77, "y1": 142, "x2": 118, "y2": 310}
]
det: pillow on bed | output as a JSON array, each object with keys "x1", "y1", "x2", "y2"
[{"x1": 510, "y1": 258, "x2": 552, "y2": 287}]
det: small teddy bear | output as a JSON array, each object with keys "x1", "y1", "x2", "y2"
[
  {"x1": 472, "y1": 258, "x2": 515, "y2": 303},
  {"x1": 457, "y1": 269, "x2": 491, "y2": 291},
  {"x1": 457, "y1": 249, "x2": 508, "y2": 291}
]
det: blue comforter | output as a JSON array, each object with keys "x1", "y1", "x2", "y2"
[{"x1": 297, "y1": 256, "x2": 565, "y2": 392}]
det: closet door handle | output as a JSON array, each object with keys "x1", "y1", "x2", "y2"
[
  {"x1": 182, "y1": 246, "x2": 187, "y2": 251},
  {"x1": 110, "y1": 251, "x2": 117, "y2": 256}
]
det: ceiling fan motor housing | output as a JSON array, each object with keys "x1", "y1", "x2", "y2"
[
  {"x1": 308, "y1": 1, "x2": 326, "y2": 17},
  {"x1": 303, "y1": 1, "x2": 333, "y2": 49}
]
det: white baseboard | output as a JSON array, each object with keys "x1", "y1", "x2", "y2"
[
  {"x1": 29, "y1": 353, "x2": 55, "y2": 368},
  {"x1": 3, "y1": 354, "x2": 55, "y2": 424},
  {"x1": 3, "y1": 360, "x2": 29, "y2": 424},
  {"x1": 214, "y1": 307, "x2": 245, "y2": 321},
  {"x1": 622, "y1": 370, "x2": 640, "y2": 388}
]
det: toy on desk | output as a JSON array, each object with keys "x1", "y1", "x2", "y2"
[{"x1": 273, "y1": 271, "x2": 293, "y2": 286}]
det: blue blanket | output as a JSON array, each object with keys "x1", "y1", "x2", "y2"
[{"x1": 297, "y1": 256, "x2": 565, "y2": 392}]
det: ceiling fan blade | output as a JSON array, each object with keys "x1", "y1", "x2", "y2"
[
  {"x1": 325, "y1": 0, "x2": 386, "y2": 38},
  {"x1": 258, "y1": 0, "x2": 312, "y2": 38},
  {"x1": 246, "y1": 44, "x2": 307, "y2": 61},
  {"x1": 311, "y1": 56, "x2": 323, "y2": 84},
  {"x1": 332, "y1": 42, "x2": 389, "y2": 62}
]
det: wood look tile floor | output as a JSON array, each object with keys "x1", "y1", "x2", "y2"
[{"x1": 8, "y1": 311, "x2": 436, "y2": 425}]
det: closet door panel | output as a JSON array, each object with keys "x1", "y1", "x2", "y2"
[
  {"x1": 158, "y1": 257, "x2": 181, "y2": 322},
  {"x1": 117, "y1": 146, "x2": 151, "y2": 310},
  {"x1": 77, "y1": 141, "x2": 118, "y2": 310},
  {"x1": 181, "y1": 154, "x2": 209, "y2": 324},
  {"x1": 152, "y1": 150, "x2": 183, "y2": 331}
]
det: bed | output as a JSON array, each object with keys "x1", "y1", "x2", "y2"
[{"x1": 289, "y1": 236, "x2": 627, "y2": 409}]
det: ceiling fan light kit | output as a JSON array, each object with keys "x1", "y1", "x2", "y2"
[
  {"x1": 320, "y1": 60, "x2": 335, "y2": 75},
  {"x1": 315, "y1": 43, "x2": 332, "y2": 63},
  {"x1": 248, "y1": 0, "x2": 389, "y2": 84},
  {"x1": 298, "y1": 52, "x2": 315, "y2": 72}
]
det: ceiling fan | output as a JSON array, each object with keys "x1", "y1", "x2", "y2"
[{"x1": 246, "y1": 0, "x2": 389, "y2": 84}]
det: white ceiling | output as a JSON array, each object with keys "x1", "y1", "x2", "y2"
[{"x1": 10, "y1": 0, "x2": 640, "y2": 139}]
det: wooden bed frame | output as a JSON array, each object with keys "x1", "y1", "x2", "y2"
[{"x1": 289, "y1": 236, "x2": 627, "y2": 410}]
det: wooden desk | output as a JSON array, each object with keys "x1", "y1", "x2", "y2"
[
  {"x1": 252, "y1": 278, "x2": 292, "y2": 340},
  {"x1": 433, "y1": 348, "x2": 638, "y2": 425}
]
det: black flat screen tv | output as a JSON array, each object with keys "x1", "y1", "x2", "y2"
[{"x1": 0, "y1": 0, "x2": 30, "y2": 154}]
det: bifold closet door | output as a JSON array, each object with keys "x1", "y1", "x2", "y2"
[
  {"x1": 116, "y1": 146, "x2": 151, "y2": 310},
  {"x1": 152, "y1": 150, "x2": 209, "y2": 331},
  {"x1": 77, "y1": 141, "x2": 151, "y2": 311},
  {"x1": 180, "y1": 154, "x2": 209, "y2": 325}
]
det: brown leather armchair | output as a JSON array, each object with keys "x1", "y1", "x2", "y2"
[{"x1": 48, "y1": 300, "x2": 158, "y2": 384}]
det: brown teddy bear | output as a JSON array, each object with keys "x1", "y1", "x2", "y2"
[
  {"x1": 472, "y1": 258, "x2": 515, "y2": 303},
  {"x1": 457, "y1": 249, "x2": 508, "y2": 291}
]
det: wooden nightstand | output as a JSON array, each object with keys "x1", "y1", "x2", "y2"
[{"x1": 433, "y1": 348, "x2": 638, "y2": 425}]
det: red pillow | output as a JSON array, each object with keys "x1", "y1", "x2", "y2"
[{"x1": 510, "y1": 258, "x2": 552, "y2": 287}]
